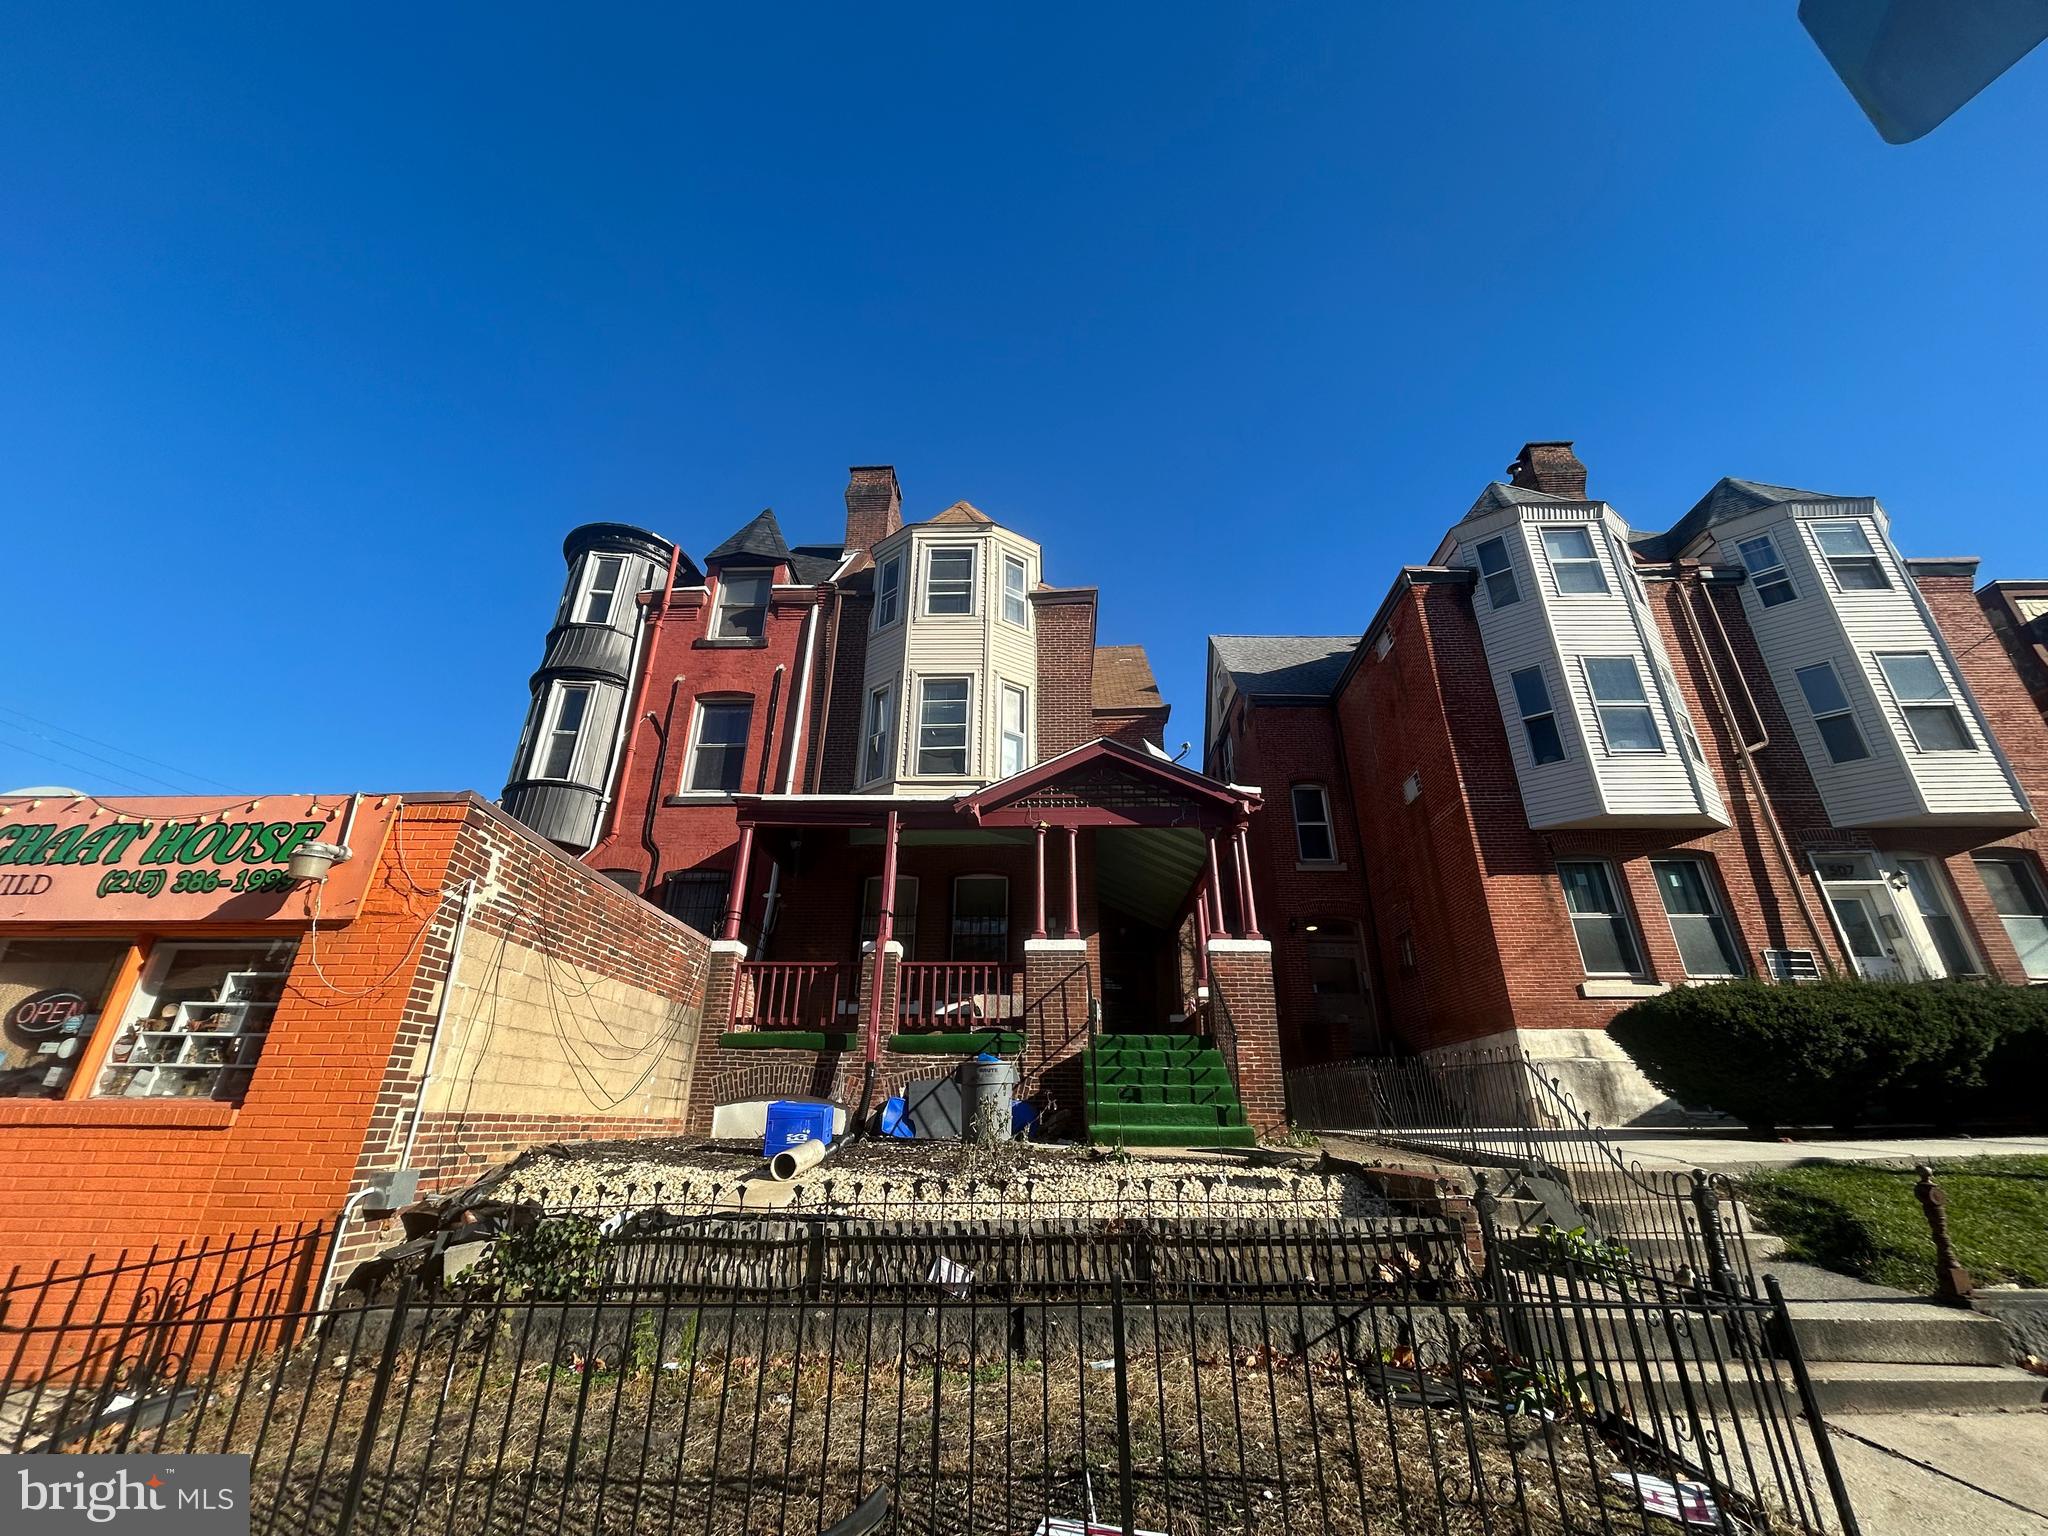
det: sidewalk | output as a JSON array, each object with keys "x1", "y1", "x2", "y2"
[
  {"x1": 1826, "y1": 1411, "x2": 2048, "y2": 1535},
  {"x1": 1598, "y1": 1130, "x2": 2048, "y2": 1173}
]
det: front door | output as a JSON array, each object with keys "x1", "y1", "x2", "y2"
[
  {"x1": 1828, "y1": 891, "x2": 1906, "y2": 980},
  {"x1": 1307, "y1": 933, "x2": 1375, "y2": 1058}
]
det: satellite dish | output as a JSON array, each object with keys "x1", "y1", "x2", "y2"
[{"x1": 3, "y1": 785, "x2": 84, "y2": 797}]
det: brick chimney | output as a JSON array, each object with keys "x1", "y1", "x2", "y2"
[
  {"x1": 844, "y1": 465, "x2": 902, "y2": 555},
  {"x1": 1507, "y1": 441, "x2": 1589, "y2": 499}
]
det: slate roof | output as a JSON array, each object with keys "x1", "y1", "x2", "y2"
[
  {"x1": 1630, "y1": 477, "x2": 1846, "y2": 560},
  {"x1": 1463, "y1": 481, "x2": 1591, "y2": 520},
  {"x1": 1210, "y1": 635, "x2": 1358, "y2": 699},
  {"x1": 788, "y1": 543, "x2": 846, "y2": 584},
  {"x1": 706, "y1": 508, "x2": 793, "y2": 565},
  {"x1": 1092, "y1": 645, "x2": 1166, "y2": 714}
]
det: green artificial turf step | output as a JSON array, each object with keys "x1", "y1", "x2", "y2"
[
  {"x1": 718, "y1": 1030, "x2": 856, "y2": 1051},
  {"x1": 1084, "y1": 1065, "x2": 1234, "y2": 1089},
  {"x1": 1081, "y1": 1101, "x2": 1248, "y2": 1128},
  {"x1": 1079, "y1": 1030, "x2": 1250, "y2": 1145},
  {"x1": 1086, "y1": 1048, "x2": 1226, "y2": 1070},
  {"x1": 886, "y1": 1031, "x2": 1023, "y2": 1055},
  {"x1": 1086, "y1": 1123, "x2": 1258, "y2": 1148},
  {"x1": 1085, "y1": 1081, "x2": 1237, "y2": 1106}
]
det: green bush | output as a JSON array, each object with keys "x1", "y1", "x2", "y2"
[{"x1": 1608, "y1": 978, "x2": 2048, "y2": 1133}]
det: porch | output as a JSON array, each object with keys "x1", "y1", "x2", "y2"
[{"x1": 683, "y1": 739, "x2": 1290, "y2": 1139}]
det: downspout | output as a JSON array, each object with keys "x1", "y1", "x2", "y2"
[
  {"x1": 755, "y1": 665, "x2": 786, "y2": 794},
  {"x1": 399, "y1": 878, "x2": 479, "y2": 1168},
  {"x1": 850, "y1": 808, "x2": 900, "y2": 1135},
  {"x1": 640, "y1": 678, "x2": 685, "y2": 896},
  {"x1": 782, "y1": 603, "x2": 819, "y2": 793},
  {"x1": 1675, "y1": 572, "x2": 1838, "y2": 969},
  {"x1": 806, "y1": 587, "x2": 844, "y2": 792}
]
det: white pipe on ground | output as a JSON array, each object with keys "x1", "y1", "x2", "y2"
[{"x1": 769, "y1": 1136, "x2": 832, "y2": 1181}]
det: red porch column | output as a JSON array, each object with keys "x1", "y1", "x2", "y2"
[
  {"x1": 1233, "y1": 823, "x2": 1262, "y2": 941},
  {"x1": 1032, "y1": 822, "x2": 1048, "y2": 940},
  {"x1": 720, "y1": 824, "x2": 755, "y2": 942},
  {"x1": 1064, "y1": 825, "x2": 1081, "y2": 940}
]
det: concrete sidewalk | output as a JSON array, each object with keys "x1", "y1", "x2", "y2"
[
  {"x1": 1826, "y1": 1411, "x2": 2048, "y2": 1534},
  {"x1": 1599, "y1": 1130, "x2": 2048, "y2": 1173}
]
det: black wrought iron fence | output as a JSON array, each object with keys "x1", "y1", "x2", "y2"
[{"x1": 2, "y1": 1215, "x2": 1859, "y2": 1535}]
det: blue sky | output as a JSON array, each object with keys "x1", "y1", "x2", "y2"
[{"x1": 4, "y1": 6, "x2": 2045, "y2": 796}]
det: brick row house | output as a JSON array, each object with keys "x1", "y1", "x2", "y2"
[
  {"x1": 1213, "y1": 443, "x2": 2048, "y2": 1120},
  {"x1": 502, "y1": 468, "x2": 1286, "y2": 1143}
]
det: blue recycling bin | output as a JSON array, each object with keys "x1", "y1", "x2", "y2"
[{"x1": 762, "y1": 1100, "x2": 834, "y2": 1157}]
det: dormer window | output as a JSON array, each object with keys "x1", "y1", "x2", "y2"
[
  {"x1": 712, "y1": 569, "x2": 771, "y2": 639},
  {"x1": 926, "y1": 547, "x2": 975, "y2": 615},
  {"x1": 1475, "y1": 537, "x2": 1520, "y2": 607},
  {"x1": 1877, "y1": 653, "x2": 1973, "y2": 751},
  {"x1": 1815, "y1": 522, "x2": 1890, "y2": 591},
  {"x1": 875, "y1": 554, "x2": 902, "y2": 628},
  {"x1": 575, "y1": 554, "x2": 626, "y2": 625},
  {"x1": 1542, "y1": 527, "x2": 1608, "y2": 594},
  {"x1": 1736, "y1": 534, "x2": 1796, "y2": 608}
]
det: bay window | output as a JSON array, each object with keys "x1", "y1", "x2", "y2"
[{"x1": 916, "y1": 677, "x2": 970, "y2": 775}]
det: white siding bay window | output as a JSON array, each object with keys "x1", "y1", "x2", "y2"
[
  {"x1": 916, "y1": 677, "x2": 971, "y2": 776},
  {"x1": 1584, "y1": 658, "x2": 1662, "y2": 753},
  {"x1": 999, "y1": 683, "x2": 1029, "y2": 777}
]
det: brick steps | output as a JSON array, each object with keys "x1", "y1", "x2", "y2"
[{"x1": 1081, "y1": 1034, "x2": 1253, "y2": 1149}]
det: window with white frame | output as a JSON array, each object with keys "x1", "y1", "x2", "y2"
[
  {"x1": 1557, "y1": 860, "x2": 1644, "y2": 976},
  {"x1": 1736, "y1": 534, "x2": 1796, "y2": 608},
  {"x1": 1292, "y1": 785, "x2": 1336, "y2": 863},
  {"x1": 1650, "y1": 858, "x2": 1744, "y2": 977},
  {"x1": 711, "y1": 568, "x2": 771, "y2": 639},
  {"x1": 535, "y1": 682, "x2": 593, "y2": 779},
  {"x1": 1876, "y1": 653, "x2": 1974, "y2": 751},
  {"x1": 1895, "y1": 857, "x2": 1980, "y2": 977},
  {"x1": 1655, "y1": 659, "x2": 1707, "y2": 765},
  {"x1": 1509, "y1": 667, "x2": 1566, "y2": 764},
  {"x1": 1001, "y1": 553, "x2": 1029, "y2": 627},
  {"x1": 951, "y1": 875, "x2": 1009, "y2": 962},
  {"x1": 916, "y1": 677, "x2": 971, "y2": 774},
  {"x1": 1814, "y1": 522, "x2": 1890, "y2": 591},
  {"x1": 1583, "y1": 657, "x2": 1662, "y2": 752},
  {"x1": 863, "y1": 686, "x2": 894, "y2": 784},
  {"x1": 575, "y1": 554, "x2": 627, "y2": 625},
  {"x1": 925, "y1": 547, "x2": 975, "y2": 615},
  {"x1": 1973, "y1": 854, "x2": 2048, "y2": 979},
  {"x1": 1793, "y1": 662, "x2": 1872, "y2": 763},
  {"x1": 1475, "y1": 536, "x2": 1520, "y2": 607},
  {"x1": 874, "y1": 554, "x2": 903, "y2": 628},
  {"x1": 684, "y1": 699, "x2": 752, "y2": 792},
  {"x1": 999, "y1": 683, "x2": 1028, "y2": 777},
  {"x1": 1542, "y1": 527, "x2": 1609, "y2": 594}
]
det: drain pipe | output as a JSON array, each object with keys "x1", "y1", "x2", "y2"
[
  {"x1": 850, "y1": 809, "x2": 901, "y2": 1137},
  {"x1": 400, "y1": 878, "x2": 479, "y2": 1169},
  {"x1": 1675, "y1": 573, "x2": 1837, "y2": 968}
]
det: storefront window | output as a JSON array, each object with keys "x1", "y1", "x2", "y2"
[
  {"x1": 94, "y1": 940, "x2": 297, "y2": 1103},
  {"x1": 1, "y1": 940, "x2": 133, "y2": 1099}
]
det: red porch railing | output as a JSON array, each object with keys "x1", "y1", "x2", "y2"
[
  {"x1": 894, "y1": 962, "x2": 1022, "y2": 1029},
  {"x1": 731, "y1": 961, "x2": 857, "y2": 1032}
]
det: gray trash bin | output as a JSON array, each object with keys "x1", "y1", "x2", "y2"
[{"x1": 961, "y1": 1057, "x2": 1019, "y2": 1143}]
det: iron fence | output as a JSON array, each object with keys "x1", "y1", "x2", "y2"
[{"x1": 2, "y1": 1215, "x2": 1859, "y2": 1535}]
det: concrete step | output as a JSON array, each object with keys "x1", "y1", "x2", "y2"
[
  {"x1": 1617, "y1": 1360, "x2": 2046, "y2": 1416},
  {"x1": 1578, "y1": 1194, "x2": 1771, "y2": 1239},
  {"x1": 1592, "y1": 1231, "x2": 1786, "y2": 1271},
  {"x1": 1785, "y1": 1302, "x2": 2015, "y2": 1367}
]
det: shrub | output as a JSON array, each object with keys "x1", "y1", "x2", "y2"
[{"x1": 1608, "y1": 978, "x2": 2048, "y2": 1133}]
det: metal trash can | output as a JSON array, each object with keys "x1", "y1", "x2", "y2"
[{"x1": 961, "y1": 1055, "x2": 1019, "y2": 1143}]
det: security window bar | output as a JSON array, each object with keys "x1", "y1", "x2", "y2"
[
  {"x1": 1509, "y1": 667, "x2": 1566, "y2": 765},
  {"x1": 712, "y1": 569, "x2": 772, "y2": 639},
  {"x1": 537, "y1": 683, "x2": 593, "y2": 779},
  {"x1": 1542, "y1": 526, "x2": 1609, "y2": 595},
  {"x1": 1291, "y1": 785, "x2": 1336, "y2": 863},
  {"x1": 577, "y1": 554, "x2": 626, "y2": 625},
  {"x1": 1474, "y1": 536, "x2": 1520, "y2": 607},
  {"x1": 859, "y1": 876, "x2": 920, "y2": 949},
  {"x1": 1558, "y1": 860, "x2": 1644, "y2": 977},
  {"x1": 1973, "y1": 854, "x2": 2048, "y2": 980},
  {"x1": 1896, "y1": 857, "x2": 1979, "y2": 977},
  {"x1": 926, "y1": 547, "x2": 975, "y2": 616},
  {"x1": 1583, "y1": 657, "x2": 1662, "y2": 753},
  {"x1": 1814, "y1": 521, "x2": 1890, "y2": 591},
  {"x1": 951, "y1": 875, "x2": 1009, "y2": 962},
  {"x1": 999, "y1": 684, "x2": 1028, "y2": 778},
  {"x1": 1736, "y1": 534, "x2": 1797, "y2": 608},
  {"x1": 663, "y1": 871, "x2": 732, "y2": 938},
  {"x1": 916, "y1": 677, "x2": 971, "y2": 775},
  {"x1": 1876, "y1": 652, "x2": 1974, "y2": 752},
  {"x1": 685, "y1": 700, "x2": 752, "y2": 793},
  {"x1": 1793, "y1": 662, "x2": 1872, "y2": 764},
  {"x1": 1002, "y1": 553, "x2": 1029, "y2": 627},
  {"x1": 1650, "y1": 858, "x2": 1744, "y2": 977},
  {"x1": 874, "y1": 555, "x2": 902, "y2": 628},
  {"x1": 863, "y1": 687, "x2": 894, "y2": 785}
]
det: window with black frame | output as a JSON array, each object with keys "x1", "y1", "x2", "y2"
[{"x1": 951, "y1": 875, "x2": 1009, "y2": 962}]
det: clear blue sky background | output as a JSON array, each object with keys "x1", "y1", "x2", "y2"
[{"x1": 4, "y1": 6, "x2": 2045, "y2": 797}]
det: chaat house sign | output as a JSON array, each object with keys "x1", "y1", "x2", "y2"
[{"x1": 0, "y1": 792, "x2": 394, "y2": 1103}]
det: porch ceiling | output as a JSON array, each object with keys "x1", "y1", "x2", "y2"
[{"x1": 1095, "y1": 825, "x2": 1206, "y2": 928}]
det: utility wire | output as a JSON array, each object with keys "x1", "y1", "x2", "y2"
[
  {"x1": 0, "y1": 720, "x2": 199, "y2": 795},
  {"x1": 0, "y1": 702, "x2": 238, "y2": 791},
  {"x1": 0, "y1": 733, "x2": 163, "y2": 798}
]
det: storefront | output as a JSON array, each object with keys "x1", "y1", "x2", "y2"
[{"x1": 0, "y1": 792, "x2": 393, "y2": 1106}]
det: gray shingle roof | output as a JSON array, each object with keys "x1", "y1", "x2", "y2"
[
  {"x1": 1210, "y1": 635, "x2": 1358, "y2": 699},
  {"x1": 1630, "y1": 477, "x2": 1846, "y2": 560},
  {"x1": 788, "y1": 544, "x2": 846, "y2": 585},
  {"x1": 706, "y1": 508, "x2": 793, "y2": 565}
]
